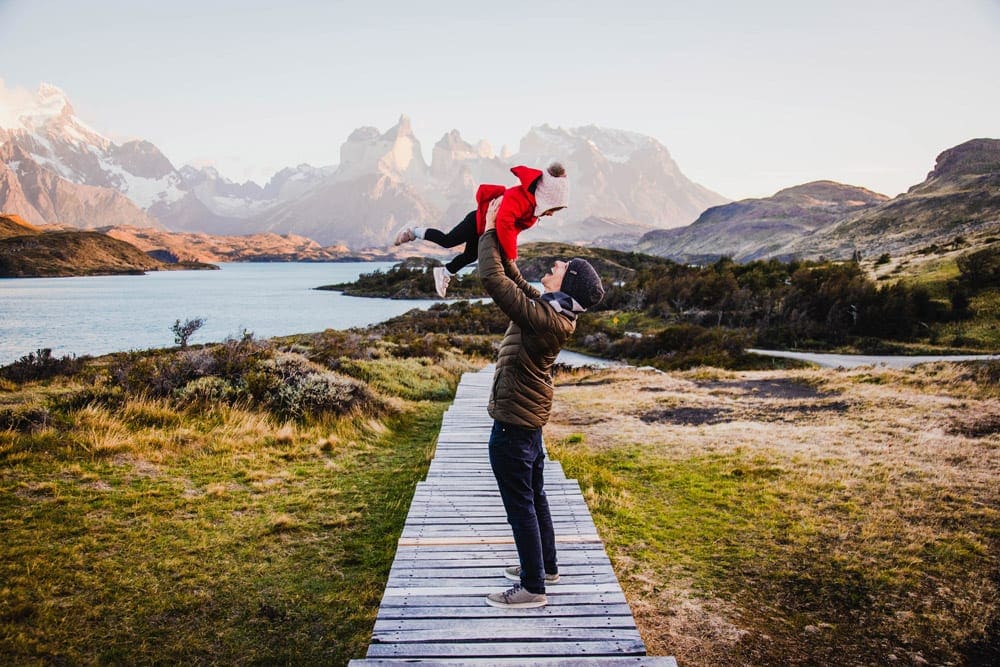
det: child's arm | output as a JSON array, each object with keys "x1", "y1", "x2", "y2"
[
  {"x1": 493, "y1": 194, "x2": 533, "y2": 261},
  {"x1": 485, "y1": 198, "x2": 540, "y2": 299}
]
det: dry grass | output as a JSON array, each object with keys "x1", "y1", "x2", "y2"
[
  {"x1": 0, "y1": 351, "x2": 477, "y2": 664},
  {"x1": 547, "y1": 362, "x2": 999, "y2": 666}
]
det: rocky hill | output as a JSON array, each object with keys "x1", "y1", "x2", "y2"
[
  {"x1": 0, "y1": 229, "x2": 215, "y2": 277},
  {"x1": 636, "y1": 181, "x2": 889, "y2": 262},
  {"x1": 0, "y1": 213, "x2": 41, "y2": 239},
  {"x1": 100, "y1": 226, "x2": 377, "y2": 263},
  {"x1": 783, "y1": 138, "x2": 1000, "y2": 259}
]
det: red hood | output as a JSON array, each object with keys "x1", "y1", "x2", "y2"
[{"x1": 510, "y1": 165, "x2": 543, "y2": 190}]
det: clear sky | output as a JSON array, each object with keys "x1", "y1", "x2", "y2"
[{"x1": 1, "y1": 0, "x2": 998, "y2": 199}]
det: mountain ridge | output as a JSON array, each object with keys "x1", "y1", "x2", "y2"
[{"x1": 0, "y1": 83, "x2": 727, "y2": 248}]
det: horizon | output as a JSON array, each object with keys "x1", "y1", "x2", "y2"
[{"x1": 1, "y1": 1, "x2": 999, "y2": 200}]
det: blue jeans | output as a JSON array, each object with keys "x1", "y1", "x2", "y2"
[{"x1": 488, "y1": 420, "x2": 557, "y2": 594}]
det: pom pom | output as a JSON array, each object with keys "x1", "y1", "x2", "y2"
[{"x1": 547, "y1": 162, "x2": 566, "y2": 178}]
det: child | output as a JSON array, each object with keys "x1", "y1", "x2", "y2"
[{"x1": 394, "y1": 162, "x2": 569, "y2": 297}]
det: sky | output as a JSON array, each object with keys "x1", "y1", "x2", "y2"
[{"x1": 0, "y1": 0, "x2": 998, "y2": 200}]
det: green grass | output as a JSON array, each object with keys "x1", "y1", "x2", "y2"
[
  {"x1": 548, "y1": 437, "x2": 1000, "y2": 665},
  {"x1": 0, "y1": 358, "x2": 462, "y2": 664}
]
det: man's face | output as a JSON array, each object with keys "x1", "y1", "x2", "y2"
[{"x1": 541, "y1": 260, "x2": 568, "y2": 293}]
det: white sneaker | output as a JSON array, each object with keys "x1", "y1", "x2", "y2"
[
  {"x1": 433, "y1": 266, "x2": 451, "y2": 298},
  {"x1": 394, "y1": 227, "x2": 415, "y2": 245}
]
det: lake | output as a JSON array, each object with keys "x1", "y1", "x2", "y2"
[{"x1": 0, "y1": 263, "x2": 446, "y2": 365}]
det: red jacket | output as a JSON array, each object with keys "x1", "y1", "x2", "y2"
[{"x1": 474, "y1": 165, "x2": 542, "y2": 260}]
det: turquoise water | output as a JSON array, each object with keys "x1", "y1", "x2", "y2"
[{"x1": 0, "y1": 263, "x2": 445, "y2": 365}]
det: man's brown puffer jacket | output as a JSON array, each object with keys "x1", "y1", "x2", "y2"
[{"x1": 478, "y1": 230, "x2": 575, "y2": 428}]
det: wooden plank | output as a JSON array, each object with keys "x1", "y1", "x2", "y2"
[
  {"x1": 378, "y1": 591, "x2": 629, "y2": 607},
  {"x1": 366, "y1": 639, "x2": 647, "y2": 658},
  {"x1": 389, "y1": 564, "x2": 615, "y2": 578},
  {"x1": 373, "y1": 617, "x2": 638, "y2": 631},
  {"x1": 374, "y1": 603, "x2": 636, "y2": 620},
  {"x1": 351, "y1": 658, "x2": 678, "y2": 666},
  {"x1": 372, "y1": 627, "x2": 643, "y2": 644},
  {"x1": 382, "y1": 583, "x2": 624, "y2": 597},
  {"x1": 397, "y1": 536, "x2": 602, "y2": 546}
]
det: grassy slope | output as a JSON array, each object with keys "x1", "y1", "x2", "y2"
[
  {"x1": 546, "y1": 363, "x2": 999, "y2": 666},
  {"x1": 868, "y1": 234, "x2": 1000, "y2": 349},
  {"x1": 0, "y1": 351, "x2": 477, "y2": 664}
]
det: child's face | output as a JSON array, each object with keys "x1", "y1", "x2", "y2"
[{"x1": 541, "y1": 261, "x2": 569, "y2": 293}]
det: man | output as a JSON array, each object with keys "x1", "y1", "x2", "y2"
[{"x1": 478, "y1": 201, "x2": 605, "y2": 609}]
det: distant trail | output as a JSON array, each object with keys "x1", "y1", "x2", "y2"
[{"x1": 749, "y1": 348, "x2": 1000, "y2": 369}]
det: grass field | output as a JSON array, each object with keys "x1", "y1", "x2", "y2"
[
  {"x1": 2, "y1": 326, "x2": 998, "y2": 665},
  {"x1": 1, "y1": 351, "x2": 475, "y2": 664},
  {"x1": 546, "y1": 361, "x2": 999, "y2": 665}
]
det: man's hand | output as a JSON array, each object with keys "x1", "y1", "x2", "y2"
[{"x1": 485, "y1": 196, "x2": 502, "y2": 231}]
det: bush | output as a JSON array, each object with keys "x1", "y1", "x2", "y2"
[
  {"x1": 0, "y1": 404, "x2": 51, "y2": 433},
  {"x1": 957, "y1": 245, "x2": 1000, "y2": 290},
  {"x1": 234, "y1": 351, "x2": 379, "y2": 420},
  {"x1": 173, "y1": 376, "x2": 237, "y2": 408},
  {"x1": 0, "y1": 348, "x2": 87, "y2": 383}
]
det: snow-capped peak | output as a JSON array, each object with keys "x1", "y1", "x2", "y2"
[
  {"x1": 0, "y1": 81, "x2": 73, "y2": 131},
  {"x1": 518, "y1": 124, "x2": 660, "y2": 164},
  {"x1": 0, "y1": 80, "x2": 110, "y2": 152}
]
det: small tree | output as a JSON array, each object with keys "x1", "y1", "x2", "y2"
[{"x1": 171, "y1": 317, "x2": 205, "y2": 349}]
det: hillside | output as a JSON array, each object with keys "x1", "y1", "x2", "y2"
[
  {"x1": 635, "y1": 181, "x2": 888, "y2": 262},
  {"x1": 0, "y1": 230, "x2": 216, "y2": 277},
  {"x1": 0, "y1": 213, "x2": 41, "y2": 239},
  {"x1": 785, "y1": 139, "x2": 1000, "y2": 259},
  {"x1": 100, "y1": 226, "x2": 383, "y2": 263}
]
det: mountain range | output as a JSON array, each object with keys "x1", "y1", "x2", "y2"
[
  {"x1": 637, "y1": 139, "x2": 1000, "y2": 262},
  {"x1": 2, "y1": 83, "x2": 997, "y2": 264},
  {"x1": 0, "y1": 83, "x2": 727, "y2": 249}
]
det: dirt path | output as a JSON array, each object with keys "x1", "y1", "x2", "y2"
[{"x1": 748, "y1": 348, "x2": 999, "y2": 369}]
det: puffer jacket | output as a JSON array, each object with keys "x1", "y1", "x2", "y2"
[
  {"x1": 474, "y1": 165, "x2": 543, "y2": 261},
  {"x1": 478, "y1": 229, "x2": 576, "y2": 428}
]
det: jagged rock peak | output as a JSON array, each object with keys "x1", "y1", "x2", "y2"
[
  {"x1": 436, "y1": 129, "x2": 470, "y2": 150},
  {"x1": 925, "y1": 138, "x2": 1000, "y2": 181},
  {"x1": 383, "y1": 114, "x2": 415, "y2": 140},
  {"x1": 348, "y1": 126, "x2": 380, "y2": 142}
]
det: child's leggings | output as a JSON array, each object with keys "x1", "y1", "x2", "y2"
[{"x1": 424, "y1": 210, "x2": 478, "y2": 274}]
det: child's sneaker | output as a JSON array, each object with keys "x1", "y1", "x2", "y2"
[
  {"x1": 394, "y1": 227, "x2": 415, "y2": 245},
  {"x1": 486, "y1": 584, "x2": 547, "y2": 609},
  {"x1": 504, "y1": 566, "x2": 560, "y2": 584},
  {"x1": 433, "y1": 266, "x2": 451, "y2": 298}
]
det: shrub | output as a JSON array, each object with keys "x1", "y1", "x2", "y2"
[
  {"x1": 0, "y1": 348, "x2": 87, "y2": 383},
  {"x1": 173, "y1": 376, "x2": 237, "y2": 408},
  {"x1": 171, "y1": 317, "x2": 205, "y2": 348},
  {"x1": 109, "y1": 351, "x2": 201, "y2": 397},
  {"x1": 264, "y1": 371, "x2": 377, "y2": 421},
  {"x1": 0, "y1": 404, "x2": 51, "y2": 433},
  {"x1": 957, "y1": 245, "x2": 1000, "y2": 290}
]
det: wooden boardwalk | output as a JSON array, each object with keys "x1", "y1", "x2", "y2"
[{"x1": 350, "y1": 366, "x2": 676, "y2": 666}]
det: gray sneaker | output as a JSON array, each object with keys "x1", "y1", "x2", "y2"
[
  {"x1": 486, "y1": 584, "x2": 547, "y2": 609},
  {"x1": 504, "y1": 566, "x2": 560, "y2": 584}
]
